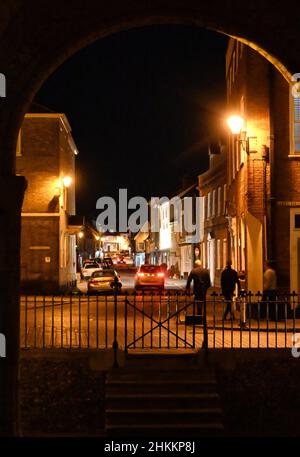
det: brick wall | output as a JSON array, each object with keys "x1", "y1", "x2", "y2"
[
  {"x1": 20, "y1": 217, "x2": 59, "y2": 292},
  {"x1": 17, "y1": 117, "x2": 60, "y2": 213},
  {"x1": 17, "y1": 114, "x2": 77, "y2": 292}
]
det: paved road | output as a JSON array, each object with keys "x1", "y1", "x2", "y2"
[{"x1": 77, "y1": 266, "x2": 186, "y2": 294}]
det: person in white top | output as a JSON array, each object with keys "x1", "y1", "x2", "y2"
[{"x1": 262, "y1": 261, "x2": 277, "y2": 319}]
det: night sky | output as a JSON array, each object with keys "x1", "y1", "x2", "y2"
[{"x1": 34, "y1": 25, "x2": 228, "y2": 218}]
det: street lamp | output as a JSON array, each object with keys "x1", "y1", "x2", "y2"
[
  {"x1": 226, "y1": 115, "x2": 253, "y2": 154},
  {"x1": 78, "y1": 231, "x2": 84, "y2": 239},
  {"x1": 63, "y1": 176, "x2": 72, "y2": 188},
  {"x1": 227, "y1": 115, "x2": 245, "y2": 135}
]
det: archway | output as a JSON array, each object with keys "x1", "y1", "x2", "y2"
[{"x1": 0, "y1": 0, "x2": 299, "y2": 436}]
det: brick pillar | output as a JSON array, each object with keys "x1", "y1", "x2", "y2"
[{"x1": 0, "y1": 175, "x2": 27, "y2": 436}]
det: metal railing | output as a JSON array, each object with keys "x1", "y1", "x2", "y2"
[{"x1": 20, "y1": 291, "x2": 300, "y2": 351}]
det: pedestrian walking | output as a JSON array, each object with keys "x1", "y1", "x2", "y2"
[
  {"x1": 221, "y1": 260, "x2": 240, "y2": 321},
  {"x1": 262, "y1": 261, "x2": 277, "y2": 320},
  {"x1": 186, "y1": 260, "x2": 211, "y2": 316},
  {"x1": 238, "y1": 270, "x2": 248, "y2": 328}
]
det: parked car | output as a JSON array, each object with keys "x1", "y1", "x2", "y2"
[
  {"x1": 96, "y1": 257, "x2": 114, "y2": 268},
  {"x1": 82, "y1": 259, "x2": 94, "y2": 266},
  {"x1": 87, "y1": 269, "x2": 122, "y2": 294},
  {"x1": 135, "y1": 265, "x2": 165, "y2": 291},
  {"x1": 116, "y1": 255, "x2": 126, "y2": 264},
  {"x1": 103, "y1": 257, "x2": 114, "y2": 267},
  {"x1": 81, "y1": 263, "x2": 102, "y2": 280}
]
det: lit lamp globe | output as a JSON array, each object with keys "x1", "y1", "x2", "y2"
[
  {"x1": 78, "y1": 231, "x2": 84, "y2": 239},
  {"x1": 63, "y1": 176, "x2": 72, "y2": 188},
  {"x1": 227, "y1": 115, "x2": 245, "y2": 135}
]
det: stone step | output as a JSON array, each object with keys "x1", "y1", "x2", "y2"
[
  {"x1": 106, "y1": 392, "x2": 221, "y2": 409},
  {"x1": 106, "y1": 379, "x2": 217, "y2": 394},
  {"x1": 106, "y1": 369, "x2": 216, "y2": 381},
  {"x1": 106, "y1": 422, "x2": 224, "y2": 437},
  {"x1": 106, "y1": 408, "x2": 223, "y2": 425}
]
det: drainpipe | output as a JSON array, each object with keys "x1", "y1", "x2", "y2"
[{"x1": 268, "y1": 63, "x2": 276, "y2": 264}]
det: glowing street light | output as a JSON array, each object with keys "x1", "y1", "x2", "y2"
[
  {"x1": 78, "y1": 231, "x2": 84, "y2": 239},
  {"x1": 63, "y1": 176, "x2": 72, "y2": 188},
  {"x1": 227, "y1": 115, "x2": 245, "y2": 135}
]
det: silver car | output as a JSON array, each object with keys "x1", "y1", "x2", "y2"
[
  {"x1": 81, "y1": 262, "x2": 102, "y2": 280},
  {"x1": 87, "y1": 269, "x2": 122, "y2": 294}
]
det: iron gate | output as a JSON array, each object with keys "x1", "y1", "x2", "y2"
[{"x1": 123, "y1": 293, "x2": 208, "y2": 350}]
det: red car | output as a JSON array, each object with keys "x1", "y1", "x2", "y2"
[
  {"x1": 117, "y1": 256, "x2": 126, "y2": 264},
  {"x1": 135, "y1": 265, "x2": 165, "y2": 291}
]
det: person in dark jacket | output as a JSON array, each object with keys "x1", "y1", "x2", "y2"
[
  {"x1": 221, "y1": 260, "x2": 240, "y2": 321},
  {"x1": 186, "y1": 260, "x2": 211, "y2": 315}
]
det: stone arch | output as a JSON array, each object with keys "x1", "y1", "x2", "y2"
[
  {"x1": 1, "y1": 0, "x2": 300, "y2": 436},
  {"x1": 0, "y1": 0, "x2": 299, "y2": 173}
]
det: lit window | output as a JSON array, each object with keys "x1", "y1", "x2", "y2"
[
  {"x1": 202, "y1": 242, "x2": 206, "y2": 269},
  {"x1": 223, "y1": 239, "x2": 227, "y2": 268},
  {"x1": 212, "y1": 190, "x2": 216, "y2": 217},
  {"x1": 217, "y1": 187, "x2": 222, "y2": 216},
  {"x1": 217, "y1": 240, "x2": 221, "y2": 270},
  {"x1": 294, "y1": 97, "x2": 300, "y2": 153}
]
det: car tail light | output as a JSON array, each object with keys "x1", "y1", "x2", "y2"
[
  {"x1": 137, "y1": 272, "x2": 145, "y2": 277},
  {"x1": 157, "y1": 272, "x2": 164, "y2": 278}
]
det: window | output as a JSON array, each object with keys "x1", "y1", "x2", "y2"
[
  {"x1": 295, "y1": 215, "x2": 300, "y2": 229},
  {"x1": 223, "y1": 185, "x2": 227, "y2": 215},
  {"x1": 217, "y1": 239, "x2": 221, "y2": 270},
  {"x1": 217, "y1": 187, "x2": 222, "y2": 216},
  {"x1": 200, "y1": 196, "x2": 205, "y2": 237},
  {"x1": 212, "y1": 190, "x2": 216, "y2": 217},
  {"x1": 223, "y1": 239, "x2": 227, "y2": 268},
  {"x1": 202, "y1": 242, "x2": 206, "y2": 269},
  {"x1": 232, "y1": 139, "x2": 236, "y2": 179},
  {"x1": 203, "y1": 195, "x2": 206, "y2": 221},
  {"x1": 293, "y1": 96, "x2": 300, "y2": 153},
  {"x1": 207, "y1": 192, "x2": 211, "y2": 219}
]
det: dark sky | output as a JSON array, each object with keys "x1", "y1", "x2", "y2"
[{"x1": 34, "y1": 25, "x2": 228, "y2": 218}]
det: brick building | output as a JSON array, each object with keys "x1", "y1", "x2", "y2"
[
  {"x1": 17, "y1": 113, "x2": 79, "y2": 292},
  {"x1": 198, "y1": 146, "x2": 228, "y2": 288},
  {"x1": 175, "y1": 183, "x2": 200, "y2": 279},
  {"x1": 226, "y1": 38, "x2": 300, "y2": 292}
]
